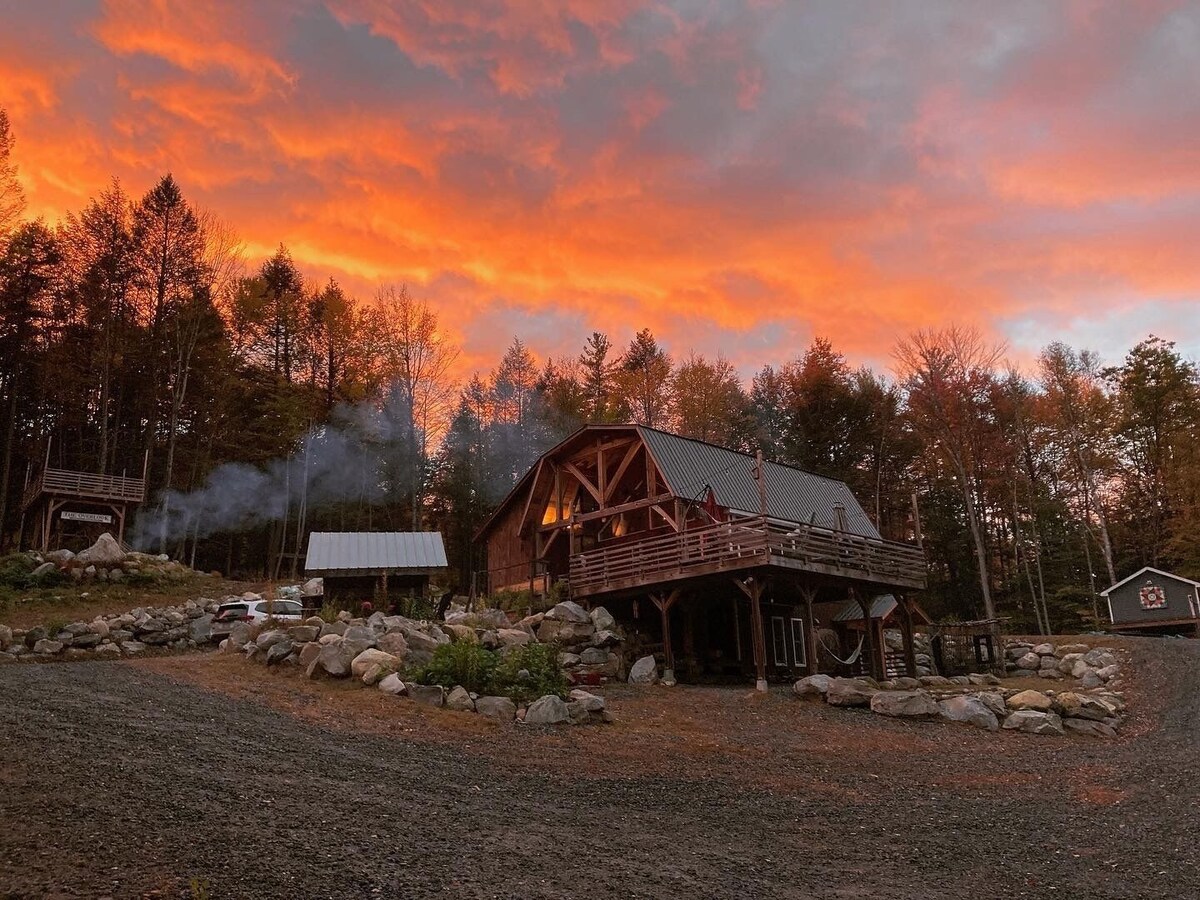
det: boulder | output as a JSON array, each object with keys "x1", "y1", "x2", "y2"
[
  {"x1": 320, "y1": 621, "x2": 347, "y2": 638},
  {"x1": 590, "y1": 629, "x2": 622, "y2": 648},
  {"x1": 1080, "y1": 671, "x2": 1104, "y2": 689},
  {"x1": 566, "y1": 700, "x2": 592, "y2": 725},
  {"x1": 974, "y1": 692, "x2": 1008, "y2": 719},
  {"x1": 288, "y1": 625, "x2": 320, "y2": 644},
  {"x1": 475, "y1": 696, "x2": 517, "y2": 720},
  {"x1": 568, "y1": 688, "x2": 606, "y2": 712},
  {"x1": 0, "y1": 625, "x2": 11, "y2": 649},
  {"x1": 537, "y1": 617, "x2": 595, "y2": 646},
  {"x1": 188, "y1": 615, "x2": 213, "y2": 644},
  {"x1": 1037, "y1": 670, "x2": 1064, "y2": 681},
  {"x1": 497, "y1": 628, "x2": 532, "y2": 649},
  {"x1": 297, "y1": 642, "x2": 321, "y2": 669},
  {"x1": 304, "y1": 615, "x2": 324, "y2": 627},
  {"x1": 45, "y1": 548, "x2": 75, "y2": 565},
  {"x1": 627, "y1": 655, "x2": 659, "y2": 685},
  {"x1": 350, "y1": 649, "x2": 400, "y2": 680},
  {"x1": 937, "y1": 696, "x2": 999, "y2": 731},
  {"x1": 1006, "y1": 690, "x2": 1053, "y2": 712},
  {"x1": 1083, "y1": 648, "x2": 1118, "y2": 669},
  {"x1": 94, "y1": 643, "x2": 121, "y2": 659},
  {"x1": 792, "y1": 674, "x2": 833, "y2": 700},
  {"x1": 120, "y1": 640, "x2": 146, "y2": 654},
  {"x1": 826, "y1": 678, "x2": 877, "y2": 707},
  {"x1": 579, "y1": 646, "x2": 609, "y2": 666},
  {"x1": 1057, "y1": 643, "x2": 1090, "y2": 656},
  {"x1": 1057, "y1": 653, "x2": 1084, "y2": 674},
  {"x1": 31, "y1": 562, "x2": 58, "y2": 579},
  {"x1": 443, "y1": 623, "x2": 477, "y2": 644},
  {"x1": 1002, "y1": 710, "x2": 1064, "y2": 736},
  {"x1": 314, "y1": 641, "x2": 355, "y2": 677},
  {"x1": 524, "y1": 694, "x2": 570, "y2": 725},
  {"x1": 918, "y1": 675, "x2": 952, "y2": 687},
  {"x1": 255, "y1": 630, "x2": 290, "y2": 651},
  {"x1": 265, "y1": 641, "x2": 295, "y2": 666},
  {"x1": 445, "y1": 686, "x2": 475, "y2": 712},
  {"x1": 33, "y1": 639, "x2": 63, "y2": 654},
  {"x1": 75, "y1": 533, "x2": 126, "y2": 566},
  {"x1": 399, "y1": 628, "x2": 440, "y2": 666},
  {"x1": 545, "y1": 600, "x2": 591, "y2": 624},
  {"x1": 1055, "y1": 692, "x2": 1115, "y2": 721},
  {"x1": 228, "y1": 622, "x2": 254, "y2": 649},
  {"x1": 1031, "y1": 643, "x2": 1056, "y2": 656},
  {"x1": 376, "y1": 632, "x2": 409, "y2": 660},
  {"x1": 301, "y1": 577, "x2": 324, "y2": 596},
  {"x1": 1063, "y1": 718, "x2": 1117, "y2": 738},
  {"x1": 590, "y1": 606, "x2": 616, "y2": 631},
  {"x1": 341, "y1": 625, "x2": 377, "y2": 657},
  {"x1": 1015, "y1": 652, "x2": 1041, "y2": 670},
  {"x1": 71, "y1": 633, "x2": 102, "y2": 648},
  {"x1": 1071, "y1": 659, "x2": 1093, "y2": 679},
  {"x1": 967, "y1": 673, "x2": 1000, "y2": 686},
  {"x1": 892, "y1": 676, "x2": 921, "y2": 690},
  {"x1": 377, "y1": 673, "x2": 407, "y2": 695},
  {"x1": 405, "y1": 683, "x2": 446, "y2": 707},
  {"x1": 870, "y1": 690, "x2": 939, "y2": 718}
]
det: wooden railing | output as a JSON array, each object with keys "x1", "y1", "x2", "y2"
[
  {"x1": 569, "y1": 515, "x2": 927, "y2": 597},
  {"x1": 23, "y1": 467, "x2": 146, "y2": 509}
]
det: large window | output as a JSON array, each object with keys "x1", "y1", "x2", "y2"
[
  {"x1": 772, "y1": 617, "x2": 788, "y2": 665},
  {"x1": 790, "y1": 618, "x2": 806, "y2": 668}
]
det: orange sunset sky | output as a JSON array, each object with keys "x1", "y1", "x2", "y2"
[{"x1": 2, "y1": 0, "x2": 1199, "y2": 376}]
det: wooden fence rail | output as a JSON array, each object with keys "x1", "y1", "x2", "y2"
[{"x1": 23, "y1": 467, "x2": 146, "y2": 510}]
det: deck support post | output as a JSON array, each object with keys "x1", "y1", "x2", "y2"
[
  {"x1": 736, "y1": 576, "x2": 768, "y2": 691},
  {"x1": 851, "y1": 586, "x2": 882, "y2": 680},
  {"x1": 898, "y1": 593, "x2": 918, "y2": 677},
  {"x1": 650, "y1": 589, "x2": 681, "y2": 686},
  {"x1": 800, "y1": 584, "x2": 819, "y2": 676}
]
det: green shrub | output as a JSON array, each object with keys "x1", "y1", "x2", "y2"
[
  {"x1": 491, "y1": 642, "x2": 567, "y2": 705},
  {"x1": 0, "y1": 553, "x2": 37, "y2": 588},
  {"x1": 492, "y1": 588, "x2": 533, "y2": 614},
  {"x1": 417, "y1": 641, "x2": 497, "y2": 694},
  {"x1": 317, "y1": 600, "x2": 341, "y2": 623}
]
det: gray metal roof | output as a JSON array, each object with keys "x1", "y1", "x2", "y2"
[
  {"x1": 305, "y1": 532, "x2": 448, "y2": 576},
  {"x1": 832, "y1": 594, "x2": 897, "y2": 622},
  {"x1": 638, "y1": 427, "x2": 881, "y2": 539}
]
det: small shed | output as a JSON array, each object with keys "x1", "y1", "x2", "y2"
[
  {"x1": 1101, "y1": 566, "x2": 1200, "y2": 636},
  {"x1": 305, "y1": 532, "x2": 448, "y2": 608}
]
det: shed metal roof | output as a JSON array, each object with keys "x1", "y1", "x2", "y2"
[
  {"x1": 1100, "y1": 565, "x2": 1200, "y2": 595},
  {"x1": 832, "y1": 594, "x2": 898, "y2": 622},
  {"x1": 305, "y1": 532, "x2": 448, "y2": 576},
  {"x1": 638, "y1": 426, "x2": 881, "y2": 539}
]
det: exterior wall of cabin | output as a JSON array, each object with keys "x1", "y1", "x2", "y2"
[
  {"x1": 485, "y1": 500, "x2": 537, "y2": 593},
  {"x1": 1108, "y1": 573, "x2": 1198, "y2": 624}
]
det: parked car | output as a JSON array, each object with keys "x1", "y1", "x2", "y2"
[{"x1": 211, "y1": 598, "x2": 306, "y2": 640}]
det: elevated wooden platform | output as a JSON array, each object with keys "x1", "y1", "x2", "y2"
[
  {"x1": 20, "y1": 466, "x2": 146, "y2": 550},
  {"x1": 569, "y1": 514, "x2": 927, "y2": 599}
]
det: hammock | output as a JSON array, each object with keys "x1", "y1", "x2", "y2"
[{"x1": 819, "y1": 634, "x2": 866, "y2": 667}]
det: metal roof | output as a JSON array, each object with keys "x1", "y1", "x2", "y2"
[
  {"x1": 305, "y1": 532, "x2": 448, "y2": 576},
  {"x1": 638, "y1": 426, "x2": 881, "y2": 539},
  {"x1": 832, "y1": 594, "x2": 897, "y2": 622},
  {"x1": 1099, "y1": 565, "x2": 1200, "y2": 596}
]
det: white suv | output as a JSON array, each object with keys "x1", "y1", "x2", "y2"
[{"x1": 212, "y1": 598, "x2": 306, "y2": 639}]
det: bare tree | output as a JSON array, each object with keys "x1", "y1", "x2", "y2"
[{"x1": 896, "y1": 325, "x2": 1006, "y2": 622}]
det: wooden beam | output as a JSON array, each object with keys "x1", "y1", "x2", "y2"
[
  {"x1": 597, "y1": 441, "x2": 607, "y2": 501},
  {"x1": 650, "y1": 503, "x2": 679, "y2": 532},
  {"x1": 542, "y1": 493, "x2": 676, "y2": 529},
  {"x1": 800, "y1": 584, "x2": 819, "y2": 676},
  {"x1": 745, "y1": 576, "x2": 768, "y2": 691},
  {"x1": 898, "y1": 593, "x2": 918, "y2": 677},
  {"x1": 566, "y1": 436, "x2": 633, "y2": 463},
  {"x1": 605, "y1": 442, "x2": 641, "y2": 503},
  {"x1": 852, "y1": 587, "x2": 881, "y2": 680},
  {"x1": 517, "y1": 459, "x2": 545, "y2": 534},
  {"x1": 562, "y1": 461, "x2": 602, "y2": 504}
]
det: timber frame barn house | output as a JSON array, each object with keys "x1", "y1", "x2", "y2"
[{"x1": 476, "y1": 425, "x2": 928, "y2": 689}]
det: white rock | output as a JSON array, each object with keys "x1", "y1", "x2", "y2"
[
  {"x1": 524, "y1": 694, "x2": 570, "y2": 725},
  {"x1": 826, "y1": 678, "x2": 877, "y2": 707},
  {"x1": 938, "y1": 696, "x2": 999, "y2": 731},
  {"x1": 589, "y1": 606, "x2": 616, "y2": 631},
  {"x1": 75, "y1": 533, "x2": 126, "y2": 566},
  {"x1": 1006, "y1": 690, "x2": 1053, "y2": 712},
  {"x1": 627, "y1": 655, "x2": 658, "y2": 684},
  {"x1": 377, "y1": 673, "x2": 407, "y2": 695},
  {"x1": 545, "y1": 600, "x2": 591, "y2": 624},
  {"x1": 350, "y1": 648, "x2": 400, "y2": 680},
  {"x1": 445, "y1": 685, "x2": 475, "y2": 712},
  {"x1": 1002, "y1": 710, "x2": 1064, "y2": 735},
  {"x1": 870, "y1": 690, "x2": 939, "y2": 717}
]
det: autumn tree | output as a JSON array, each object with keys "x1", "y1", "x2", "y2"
[
  {"x1": 618, "y1": 328, "x2": 672, "y2": 427},
  {"x1": 671, "y1": 353, "x2": 750, "y2": 447},
  {"x1": 578, "y1": 331, "x2": 624, "y2": 423},
  {"x1": 0, "y1": 108, "x2": 24, "y2": 244}
]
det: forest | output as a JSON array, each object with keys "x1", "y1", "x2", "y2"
[{"x1": 3, "y1": 108, "x2": 1199, "y2": 634}]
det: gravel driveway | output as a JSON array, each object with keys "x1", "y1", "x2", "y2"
[{"x1": 1, "y1": 638, "x2": 1197, "y2": 899}]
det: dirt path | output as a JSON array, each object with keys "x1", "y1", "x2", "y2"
[{"x1": 1, "y1": 639, "x2": 1197, "y2": 899}]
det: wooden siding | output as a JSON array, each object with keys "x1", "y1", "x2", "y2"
[{"x1": 1107, "y1": 571, "x2": 1199, "y2": 625}]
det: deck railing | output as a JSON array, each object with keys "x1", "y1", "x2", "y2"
[
  {"x1": 569, "y1": 514, "x2": 927, "y2": 597},
  {"x1": 23, "y1": 467, "x2": 146, "y2": 509}
]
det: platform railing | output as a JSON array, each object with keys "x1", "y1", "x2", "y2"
[
  {"x1": 23, "y1": 467, "x2": 146, "y2": 509},
  {"x1": 569, "y1": 514, "x2": 926, "y2": 597}
]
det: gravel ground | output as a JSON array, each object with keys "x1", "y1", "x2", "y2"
[{"x1": 1, "y1": 638, "x2": 1197, "y2": 899}]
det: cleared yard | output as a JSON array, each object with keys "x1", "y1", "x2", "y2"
[{"x1": 0, "y1": 637, "x2": 1196, "y2": 899}]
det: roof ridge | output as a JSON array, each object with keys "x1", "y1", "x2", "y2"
[{"x1": 636, "y1": 424, "x2": 847, "y2": 484}]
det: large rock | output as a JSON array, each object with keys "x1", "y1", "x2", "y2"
[
  {"x1": 1083, "y1": 648, "x2": 1118, "y2": 669},
  {"x1": 496, "y1": 628, "x2": 532, "y2": 650},
  {"x1": 71, "y1": 633, "x2": 102, "y2": 648},
  {"x1": 75, "y1": 533, "x2": 126, "y2": 566},
  {"x1": 938, "y1": 696, "x2": 999, "y2": 731},
  {"x1": 792, "y1": 674, "x2": 833, "y2": 700},
  {"x1": 536, "y1": 618, "x2": 595, "y2": 646},
  {"x1": 1063, "y1": 718, "x2": 1117, "y2": 738},
  {"x1": 405, "y1": 683, "x2": 446, "y2": 707},
  {"x1": 443, "y1": 623, "x2": 477, "y2": 644},
  {"x1": 974, "y1": 691, "x2": 1008, "y2": 719},
  {"x1": 341, "y1": 625, "x2": 377, "y2": 657},
  {"x1": 120, "y1": 640, "x2": 146, "y2": 654},
  {"x1": 255, "y1": 629, "x2": 291, "y2": 651},
  {"x1": 1006, "y1": 690, "x2": 1054, "y2": 712},
  {"x1": 350, "y1": 649, "x2": 400, "y2": 682},
  {"x1": 590, "y1": 629, "x2": 622, "y2": 648},
  {"x1": 376, "y1": 632, "x2": 409, "y2": 660},
  {"x1": 31, "y1": 562, "x2": 58, "y2": 579},
  {"x1": 1002, "y1": 710, "x2": 1064, "y2": 736},
  {"x1": 545, "y1": 600, "x2": 591, "y2": 624},
  {"x1": 1054, "y1": 692, "x2": 1115, "y2": 721},
  {"x1": 228, "y1": 622, "x2": 254, "y2": 649},
  {"x1": 33, "y1": 639, "x2": 63, "y2": 654},
  {"x1": 569, "y1": 688, "x2": 606, "y2": 712},
  {"x1": 825, "y1": 678, "x2": 877, "y2": 707},
  {"x1": 579, "y1": 646, "x2": 609, "y2": 666},
  {"x1": 445, "y1": 686, "x2": 475, "y2": 712},
  {"x1": 288, "y1": 625, "x2": 320, "y2": 644},
  {"x1": 1015, "y1": 652, "x2": 1041, "y2": 670},
  {"x1": 399, "y1": 628, "x2": 441, "y2": 666},
  {"x1": 188, "y1": 614, "x2": 213, "y2": 644},
  {"x1": 627, "y1": 655, "x2": 658, "y2": 685},
  {"x1": 524, "y1": 694, "x2": 570, "y2": 725},
  {"x1": 301, "y1": 577, "x2": 324, "y2": 596},
  {"x1": 475, "y1": 695, "x2": 517, "y2": 721},
  {"x1": 870, "y1": 690, "x2": 939, "y2": 718},
  {"x1": 1031, "y1": 643, "x2": 1056, "y2": 656},
  {"x1": 1057, "y1": 653, "x2": 1084, "y2": 675},
  {"x1": 377, "y1": 673, "x2": 407, "y2": 695},
  {"x1": 590, "y1": 607, "x2": 616, "y2": 631},
  {"x1": 1058, "y1": 643, "x2": 1089, "y2": 656},
  {"x1": 0, "y1": 625, "x2": 11, "y2": 649},
  {"x1": 314, "y1": 641, "x2": 355, "y2": 677},
  {"x1": 1080, "y1": 671, "x2": 1104, "y2": 689},
  {"x1": 265, "y1": 640, "x2": 295, "y2": 666},
  {"x1": 298, "y1": 642, "x2": 322, "y2": 669}
]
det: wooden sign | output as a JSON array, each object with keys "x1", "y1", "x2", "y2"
[{"x1": 61, "y1": 511, "x2": 113, "y2": 524}]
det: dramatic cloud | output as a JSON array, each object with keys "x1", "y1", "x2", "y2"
[{"x1": 2, "y1": 0, "x2": 1199, "y2": 375}]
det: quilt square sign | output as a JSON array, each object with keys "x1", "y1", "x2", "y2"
[{"x1": 1139, "y1": 584, "x2": 1167, "y2": 610}]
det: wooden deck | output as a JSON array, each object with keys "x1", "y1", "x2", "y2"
[
  {"x1": 569, "y1": 515, "x2": 927, "y2": 598},
  {"x1": 22, "y1": 467, "x2": 146, "y2": 511}
]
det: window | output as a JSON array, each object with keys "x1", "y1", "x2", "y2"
[
  {"x1": 215, "y1": 604, "x2": 248, "y2": 620},
  {"x1": 257, "y1": 600, "x2": 302, "y2": 617},
  {"x1": 790, "y1": 618, "x2": 806, "y2": 668},
  {"x1": 772, "y1": 616, "x2": 788, "y2": 665}
]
